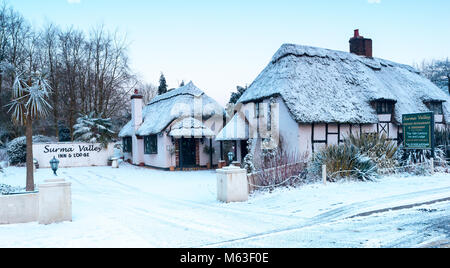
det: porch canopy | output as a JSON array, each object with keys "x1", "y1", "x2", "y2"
[
  {"x1": 216, "y1": 114, "x2": 249, "y2": 141},
  {"x1": 169, "y1": 117, "x2": 215, "y2": 138}
]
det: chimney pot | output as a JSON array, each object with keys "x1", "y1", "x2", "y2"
[{"x1": 354, "y1": 29, "x2": 360, "y2": 38}]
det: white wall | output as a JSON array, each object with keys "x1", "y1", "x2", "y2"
[
  {"x1": 143, "y1": 133, "x2": 173, "y2": 169},
  {"x1": 33, "y1": 143, "x2": 114, "y2": 168},
  {"x1": 0, "y1": 193, "x2": 39, "y2": 225}
]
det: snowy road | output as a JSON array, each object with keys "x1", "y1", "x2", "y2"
[{"x1": 1, "y1": 163, "x2": 450, "y2": 248}]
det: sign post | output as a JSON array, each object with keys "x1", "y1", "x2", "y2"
[{"x1": 403, "y1": 112, "x2": 435, "y2": 158}]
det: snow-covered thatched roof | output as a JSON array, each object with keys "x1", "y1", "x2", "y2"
[
  {"x1": 238, "y1": 44, "x2": 450, "y2": 124},
  {"x1": 216, "y1": 113, "x2": 249, "y2": 141},
  {"x1": 169, "y1": 117, "x2": 215, "y2": 138},
  {"x1": 119, "y1": 82, "x2": 224, "y2": 137}
]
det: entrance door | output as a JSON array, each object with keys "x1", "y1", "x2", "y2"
[
  {"x1": 240, "y1": 140, "x2": 249, "y2": 160},
  {"x1": 180, "y1": 138, "x2": 197, "y2": 167}
]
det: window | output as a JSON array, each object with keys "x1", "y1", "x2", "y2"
[
  {"x1": 253, "y1": 101, "x2": 266, "y2": 119},
  {"x1": 376, "y1": 100, "x2": 395, "y2": 114},
  {"x1": 426, "y1": 101, "x2": 444, "y2": 115},
  {"x1": 144, "y1": 135, "x2": 158, "y2": 155},
  {"x1": 254, "y1": 102, "x2": 261, "y2": 118},
  {"x1": 123, "y1": 137, "x2": 132, "y2": 153}
]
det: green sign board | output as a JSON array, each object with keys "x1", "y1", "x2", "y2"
[{"x1": 403, "y1": 112, "x2": 435, "y2": 150}]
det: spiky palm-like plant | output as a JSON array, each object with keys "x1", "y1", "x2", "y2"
[
  {"x1": 7, "y1": 71, "x2": 52, "y2": 191},
  {"x1": 345, "y1": 133, "x2": 399, "y2": 170}
]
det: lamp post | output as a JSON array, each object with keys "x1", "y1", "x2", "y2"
[
  {"x1": 50, "y1": 156, "x2": 60, "y2": 176},
  {"x1": 227, "y1": 151, "x2": 235, "y2": 166}
]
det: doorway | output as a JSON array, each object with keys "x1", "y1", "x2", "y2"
[
  {"x1": 180, "y1": 138, "x2": 197, "y2": 167},
  {"x1": 240, "y1": 140, "x2": 249, "y2": 160}
]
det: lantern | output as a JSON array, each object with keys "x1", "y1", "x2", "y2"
[
  {"x1": 50, "y1": 156, "x2": 60, "y2": 176},
  {"x1": 227, "y1": 151, "x2": 235, "y2": 164}
]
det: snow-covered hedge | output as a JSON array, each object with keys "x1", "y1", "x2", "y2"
[
  {"x1": 6, "y1": 136, "x2": 56, "y2": 166},
  {"x1": 0, "y1": 184, "x2": 24, "y2": 195}
]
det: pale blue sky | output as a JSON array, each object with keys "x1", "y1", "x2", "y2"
[{"x1": 7, "y1": 0, "x2": 450, "y2": 105}]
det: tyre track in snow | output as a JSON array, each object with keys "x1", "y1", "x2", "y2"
[
  {"x1": 69, "y1": 169, "x2": 450, "y2": 248},
  {"x1": 78, "y1": 171, "x2": 246, "y2": 238},
  {"x1": 69, "y1": 170, "x2": 277, "y2": 244},
  {"x1": 196, "y1": 186, "x2": 450, "y2": 248},
  {"x1": 86, "y1": 170, "x2": 303, "y2": 221},
  {"x1": 64, "y1": 171, "x2": 246, "y2": 246},
  {"x1": 85, "y1": 170, "x2": 305, "y2": 241}
]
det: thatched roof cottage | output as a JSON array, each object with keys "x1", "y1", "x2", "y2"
[
  {"x1": 119, "y1": 82, "x2": 225, "y2": 169},
  {"x1": 217, "y1": 30, "x2": 449, "y2": 162}
]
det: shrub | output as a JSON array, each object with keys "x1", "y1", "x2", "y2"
[
  {"x1": 345, "y1": 133, "x2": 399, "y2": 172},
  {"x1": 435, "y1": 127, "x2": 450, "y2": 158},
  {"x1": 58, "y1": 122, "x2": 72, "y2": 142},
  {"x1": 6, "y1": 136, "x2": 55, "y2": 166},
  {"x1": 73, "y1": 112, "x2": 115, "y2": 148},
  {"x1": 203, "y1": 145, "x2": 215, "y2": 155},
  {"x1": 312, "y1": 144, "x2": 378, "y2": 182},
  {"x1": 248, "y1": 138, "x2": 309, "y2": 191}
]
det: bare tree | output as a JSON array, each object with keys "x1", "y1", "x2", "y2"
[
  {"x1": 0, "y1": 3, "x2": 143, "y2": 142},
  {"x1": 417, "y1": 58, "x2": 450, "y2": 95}
]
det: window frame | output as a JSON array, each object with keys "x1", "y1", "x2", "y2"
[
  {"x1": 376, "y1": 100, "x2": 395, "y2": 115},
  {"x1": 123, "y1": 137, "x2": 132, "y2": 153},
  {"x1": 144, "y1": 135, "x2": 158, "y2": 155},
  {"x1": 425, "y1": 101, "x2": 444, "y2": 115}
]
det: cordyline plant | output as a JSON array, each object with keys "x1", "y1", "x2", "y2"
[{"x1": 6, "y1": 71, "x2": 52, "y2": 191}]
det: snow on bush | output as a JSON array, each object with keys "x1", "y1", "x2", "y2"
[
  {"x1": 0, "y1": 184, "x2": 25, "y2": 195},
  {"x1": 6, "y1": 135, "x2": 55, "y2": 166},
  {"x1": 435, "y1": 127, "x2": 450, "y2": 158},
  {"x1": 396, "y1": 147, "x2": 447, "y2": 176},
  {"x1": 243, "y1": 139, "x2": 256, "y2": 173},
  {"x1": 345, "y1": 133, "x2": 399, "y2": 173},
  {"x1": 312, "y1": 144, "x2": 378, "y2": 182},
  {"x1": 248, "y1": 138, "x2": 309, "y2": 191},
  {"x1": 73, "y1": 112, "x2": 115, "y2": 148}
]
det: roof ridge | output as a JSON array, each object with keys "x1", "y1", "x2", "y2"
[
  {"x1": 148, "y1": 81, "x2": 204, "y2": 106},
  {"x1": 272, "y1": 43, "x2": 418, "y2": 73}
]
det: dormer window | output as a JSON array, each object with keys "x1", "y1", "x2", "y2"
[
  {"x1": 425, "y1": 101, "x2": 444, "y2": 115},
  {"x1": 376, "y1": 100, "x2": 395, "y2": 115}
]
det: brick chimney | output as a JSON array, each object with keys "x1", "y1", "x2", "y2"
[{"x1": 349, "y1": 29, "x2": 373, "y2": 58}]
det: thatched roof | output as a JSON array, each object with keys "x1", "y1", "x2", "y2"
[
  {"x1": 169, "y1": 117, "x2": 215, "y2": 138},
  {"x1": 215, "y1": 113, "x2": 249, "y2": 141},
  {"x1": 238, "y1": 44, "x2": 450, "y2": 124},
  {"x1": 119, "y1": 82, "x2": 224, "y2": 137}
]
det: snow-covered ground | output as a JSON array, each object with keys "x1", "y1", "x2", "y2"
[{"x1": 0, "y1": 163, "x2": 449, "y2": 248}]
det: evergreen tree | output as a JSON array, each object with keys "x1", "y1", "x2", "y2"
[
  {"x1": 73, "y1": 112, "x2": 115, "y2": 148},
  {"x1": 158, "y1": 73, "x2": 168, "y2": 95},
  {"x1": 58, "y1": 121, "x2": 72, "y2": 142},
  {"x1": 229, "y1": 85, "x2": 248, "y2": 104},
  {"x1": 180, "y1": 80, "x2": 185, "y2": 87}
]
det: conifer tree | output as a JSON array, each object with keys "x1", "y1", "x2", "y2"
[
  {"x1": 73, "y1": 112, "x2": 115, "y2": 148},
  {"x1": 158, "y1": 73, "x2": 168, "y2": 95}
]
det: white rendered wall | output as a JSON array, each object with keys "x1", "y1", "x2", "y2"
[
  {"x1": 143, "y1": 133, "x2": 173, "y2": 169},
  {"x1": 0, "y1": 193, "x2": 39, "y2": 225}
]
